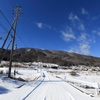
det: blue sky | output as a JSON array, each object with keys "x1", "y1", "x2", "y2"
[{"x1": 0, "y1": 0, "x2": 100, "y2": 57}]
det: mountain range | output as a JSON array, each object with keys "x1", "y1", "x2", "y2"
[{"x1": 0, "y1": 48, "x2": 100, "y2": 67}]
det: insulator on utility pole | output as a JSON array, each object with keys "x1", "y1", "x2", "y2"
[{"x1": 15, "y1": 44, "x2": 17, "y2": 50}]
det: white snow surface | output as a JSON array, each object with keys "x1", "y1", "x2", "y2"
[{"x1": 0, "y1": 68, "x2": 100, "y2": 100}]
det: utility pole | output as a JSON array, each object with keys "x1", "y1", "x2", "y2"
[
  {"x1": 1, "y1": 6, "x2": 22, "y2": 77},
  {"x1": 8, "y1": 6, "x2": 22, "y2": 77}
]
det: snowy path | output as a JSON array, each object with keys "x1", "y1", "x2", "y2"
[
  {"x1": 43, "y1": 72, "x2": 98, "y2": 100},
  {"x1": 0, "y1": 71, "x2": 99, "y2": 100},
  {"x1": 25, "y1": 72, "x2": 75, "y2": 100},
  {"x1": 0, "y1": 78, "x2": 44, "y2": 100}
]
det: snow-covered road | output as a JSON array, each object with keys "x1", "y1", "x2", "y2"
[
  {"x1": 0, "y1": 71, "x2": 99, "y2": 100},
  {"x1": 24, "y1": 72, "x2": 75, "y2": 100}
]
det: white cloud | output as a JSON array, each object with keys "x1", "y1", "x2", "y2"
[
  {"x1": 68, "y1": 13, "x2": 85, "y2": 31},
  {"x1": 92, "y1": 15, "x2": 100, "y2": 20},
  {"x1": 78, "y1": 34, "x2": 86, "y2": 41},
  {"x1": 81, "y1": 8, "x2": 88, "y2": 15},
  {"x1": 78, "y1": 33, "x2": 91, "y2": 55},
  {"x1": 36, "y1": 22, "x2": 43, "y2": 28},
  {"x1": 78, "y1": 23, "x2": 85, "y2": 31},
  {"x1": 44, "y1": 24, "x2": 57, "y2": 31},
  {"x1": 92, "y1": 30, "x2": 97, "y2": 34},
  {"x1": 62, "y1": 12, "x2": 91, "y2": 55},
  {"x1": 62, "y1": 8, "x2": 100, "y2": 56},
  {"x1": 36, "y1": 22, "x2": 57, "y2": 31},
  {"x1": 97, "y1": 32, "x2": 100, "y2": 36},
  {"x1": 92, "y1": 29, "x2": 100, "y2": 36},
  {"x1": 79, "y1": 43, "x2": 90, "y2": 55},
  {"x1": 78, "y1": 33, "x2": 88, "y2": 43},
  {"x1": 67, "y1": 32, "x2": 92, "y2": 55},
  {"x1": 68, "y1": 46, "x2": 79, "y2": 53},
  {"x1": 62, "y1": 32, "x2": 76, "y2": 42},
  {"x1": 69, "y1": 13, "x2": 79, "y2": 21},
  {"x1": 61, "y1": 26, "x2": 76, "y2": 42},
  {"x1": 62, "y1": 9, "x2": 97, "y2": 55},
  {"x1": 68, "y1": 43, "x2": 90, "y2": 55}
]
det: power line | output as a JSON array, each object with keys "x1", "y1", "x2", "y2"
[
  {"x1": 13, "y1": 0, "x2": 19, "y2": 6},
  {"x1": 9, "y1": 0, "x2": 17, "y2": 7},
  {"x1": 0, "y1": 10, "x2": 11, "y2": 26},
  {"x1": 0, "y1": 32, "x2": 7, "y2": 34},
  {"x1": 20, "y1": 17, "x2": 29, "y2": 36},
  {"x1": 0, "y1": 22, "x2": 8, "y2": 32},
  {"x1": 9, "y1": 0, "x2": 20, "y2": 8},
  {"x1": 17, "y1": 34, "x2": 27, "y2": 48},
  {"x1": 0, "y1": 22, "x2": 13, "y2": 41},
  {"x1": 9, "y1": 0, "x2": 14, "y2": 8},
  {"x1": 18, "y1": 14, "x2": 32, "y2": 47},
  {"x1": 16, "y1": 0, "x2": 20, "y2": 6},
  {"x1": 0, "y1": 1, "x2": 27, "y2": 49},
  {"x1": 0, "y1": 10, "x2": 27, "y2": 49}
]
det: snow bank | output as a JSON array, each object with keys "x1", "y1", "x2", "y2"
[
  {"x1": 56, "y1": 74, "x2": 99, "y2": 89},
  {"x1": 65, "y1": 77, "x2": 99, "y2": 88}
]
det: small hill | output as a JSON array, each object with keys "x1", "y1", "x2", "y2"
[{"x1": 0, "y1": 48, "x2": 100, "y2": 66}]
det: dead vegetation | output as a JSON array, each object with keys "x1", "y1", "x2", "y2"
[
  {"x1": 13, "y1": 64, "x2": 27, "y2": 68},
  {"x1": 0, "y1": 70, "x2": 3, "y2": 74},
  {"x1": 11, "y1": 77, "x2": 26, "y2": 81},
  {"x1": 70, "y1": 71, "x2": 77, "y2": 76}
]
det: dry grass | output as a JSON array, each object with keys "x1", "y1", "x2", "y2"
[
  {"x1": 13, "y1": 64, "x2": 27, "y2": 68},
  {"x1": 70, "y1": 71, "x2": 77, "y2": 76},
  {"x1": 11, "y1": 76, "x2": 26, "y2": 81},
  {"x1": 0, "y1": 70, "x2": 3, "y2": 74}
]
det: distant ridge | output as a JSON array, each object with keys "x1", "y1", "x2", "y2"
[{"x1": 0, "y1": 48, "x2": 100, "y2": 67}]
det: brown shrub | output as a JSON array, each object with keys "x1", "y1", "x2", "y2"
[
  {"x1": 0, "y1": 70, "x2": 3, "y2": 74},
  {"x1": 70, "y1": 71, "x2": 77, "y2": 76}
]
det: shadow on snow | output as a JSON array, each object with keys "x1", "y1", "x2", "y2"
[{"x1": 0, "y1": 86, "x2": 10, "y2": 94}]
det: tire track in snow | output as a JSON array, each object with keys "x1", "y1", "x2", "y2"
[
  {"x1": 45, "y1": 72, "x2": 76, "y2": 100},
  {"x1": 10, "y1": 77, "x2": 45, "y2": 100},
  {"x1": 24, "y1": 72, "x2": 51, "y2": 100},
  {"x1": 43, "y1": 72, "x2": 51, "y2": 100},
  {"x1": 22, "y1": 77, "x2": 45, "y2": 100},
  {"x1": 66, "y1": 92, "x2": 75, "y2": 100}
]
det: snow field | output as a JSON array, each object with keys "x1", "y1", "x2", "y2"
[
  {"x1": 48, "y1": 69, "x2": 100, "y2": 96},
  {"x1": 0, "y1": 66, "x2": 100, "y2": 100}
]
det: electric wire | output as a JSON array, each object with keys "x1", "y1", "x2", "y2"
[
  {"x1": 20, "y1": 17, "x2": 29, "y2": 35},
  {"x1": 9, "y1": 0, "x2": 16, "y2": 7},
  {"x1": 9, "y1": 0, "x2": 14, "y2": 8},
  {"x1": 22, "y1": 14, "x2": 31, "y2": 35},
  {"x1": 9, "y1": 0, "x2": 28, "y2": 48},
  {"x1": 0, "y1": 22, "x2": 8, "y2": 32},
  {"x1": 13, "y1": 0, "x2": 19, "y2": 6},
  {"x1": 17, "y1": 34, "x2": 27, "y2": 48},
  {"x1": 0, "y1": 10, "x2": 27, "y2": 48},
  {"x1": 16, "y1": 0, "x2": 20, "y2": 6},
  {"x1": 0, "y1": 0, "x2": 28, "y2": 48},
  {"x1": 0, "y1": 10, "x2": 11, "y2": 26}
]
